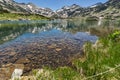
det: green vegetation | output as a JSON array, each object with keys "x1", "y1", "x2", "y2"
[
  {"x1": 31, "y1": 67, "x2": 81, "y2": 80},
  {"x1": 85, "y1": 16, "x2": 98, "y2": 21},
  {"x1": 0, "y1": 13, "x2": 49, "y2": 20},
  {"x1": 72, "y1": 31, "x2": 120, "y2": 80},
  {"x1": 17, "y1": 30, "x2": 120, "y2": 80},
  {"x1": 108, "y1": 30, "x2": 120, "y2": 41}
]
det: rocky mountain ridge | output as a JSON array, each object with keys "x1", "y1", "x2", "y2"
[
  {"x1": 56, "y1": 0, "x2": 120, "y2": 18},
  {"x1": 0, "y1": 0, "x2": 120, "y2": 18},
  {"x1": 0, "y1": 0, "x2": 55, "y2": 17}
]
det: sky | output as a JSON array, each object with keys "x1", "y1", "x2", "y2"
[{"x1": 15, "y1": 0, "x2": 108, "y2": 10}]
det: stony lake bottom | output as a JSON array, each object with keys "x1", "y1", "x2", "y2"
[{"x1": 0, "y1": 19, "x2": 119, "y2": 75}]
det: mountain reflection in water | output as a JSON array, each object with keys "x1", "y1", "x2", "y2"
[
  {"x1": 1, "y1": 19, "x2": 119, "y2": 74},
  {"x1": 0, "y1": 20, "x2": 99, "y2": 45}
]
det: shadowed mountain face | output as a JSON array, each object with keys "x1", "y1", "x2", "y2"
[
  {"x1": 106, "y1": 0, "x2": 120, "y2": 8},
  {"x1": 0, "y1": 0, "x2": 120, "y2": 18}
]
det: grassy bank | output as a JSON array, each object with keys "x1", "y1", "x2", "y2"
[
  {"x1": 14, "y1": 31, "x2": 120, "y2": 80},
  {"x1": 0, "y1": 13, "x2": 49, "y2": 20}
]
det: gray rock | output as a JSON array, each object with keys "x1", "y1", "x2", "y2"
[{"x1": 11, "y1": 69, "x2": 23, "y2": 80}]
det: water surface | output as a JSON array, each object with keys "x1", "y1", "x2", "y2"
[{"x1": 0, "y1": 19, "x2": 119, "y2": 74}]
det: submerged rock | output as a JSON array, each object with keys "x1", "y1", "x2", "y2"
[
  {"x1": 0, "y1": 64, "x2": 24, "y2": 80},
  {"x1": 0, "y1": 37, "x2": 85, "y2": 75},
  {"x1": 11, "y1": 69, "x2": 23, "y2": 80},
  {"x1": 0, "y1": 29, "x2": 98, "y2": 77}
]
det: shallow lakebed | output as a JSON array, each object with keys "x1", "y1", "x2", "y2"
[{"x1": 0, "y1": 19, "x2": 99, "y2": 74}]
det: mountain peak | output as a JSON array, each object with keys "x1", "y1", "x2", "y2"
[
  {"x1": 71, "y1": 4, "x2": 80, "y2": 8},
  {"x1": 90, "y1": 2, "x2": 103, "y2": 8},
  {"x1": 27, "y1": 2, "x2": 37, "y2": 8},
  {"x1": 71, "y1": 4, "x2": 79, "y2": 6},
  {"x1": 27, "y1": 2, "x2": 35, "y2": 6}
]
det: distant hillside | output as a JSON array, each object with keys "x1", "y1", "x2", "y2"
[
  {"x1": 0, "y1": 0, "x2": 120, "y2": 19},
  {"x1": 56, "y1": 0, "x2": 120, "y2": 19},
  {"x1": 0, "y1": 0, "x2": 55, "y2": 17}
]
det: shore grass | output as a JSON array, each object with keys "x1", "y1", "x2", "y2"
[{"x1": 0, "y1": 13, "x2": 49, "y2": 20}]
